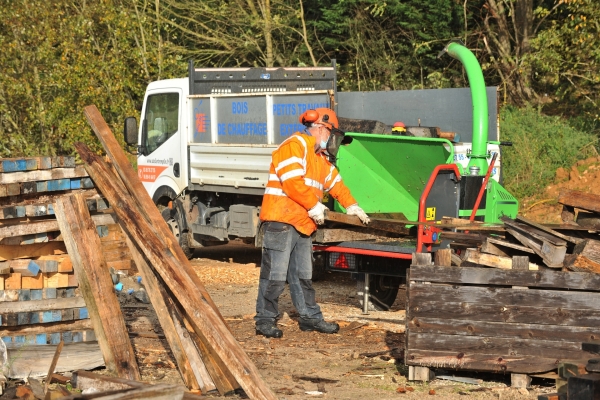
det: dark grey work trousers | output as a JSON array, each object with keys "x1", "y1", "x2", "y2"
[{"x1": 254, "y1": 221, "x2": 323, "y2": 325}]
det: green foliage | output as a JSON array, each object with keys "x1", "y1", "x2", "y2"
[
  {"x1": 526, "y1": 0, "x2": 600, "y2": 120},
  {"x1": 0, "y1": 0, "x2": 184, "y2": 158},
  {"x1": 500, "y1": 105, "x2": 598, "y2": 200}
]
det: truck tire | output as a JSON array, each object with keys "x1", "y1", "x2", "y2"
[
  {"x1": 162, "y1": 206, "x2": 195, "y2": 260},
  {"x1": 312, "y1": 252, "x2": 327, "y2": 282},
  {"x1": 369, "y1": 275, "x2": 401, "y2": 311}
]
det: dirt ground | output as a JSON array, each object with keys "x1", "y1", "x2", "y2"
[
  {"x1": 110, "y1": 241, "x2": 558, "y2": 400},
  {"x1": 520, "y1": 155, "x2": 600, "y2": 223}
]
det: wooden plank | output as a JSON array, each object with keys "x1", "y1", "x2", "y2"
[
  {"x1": 124, "y1": 235, "x2": 207, "y2": 392},
  {"x1": 0, "y1": 213, "x2": 116, "y2": 240},
  {"x1": 80, "y1": 107, "x2": 275, "y2": 399},
  {"x1": 506, "y1": 227, "x2": 564, "y2": 269},
  {"x1": 410, "y1": 282, "x2": 600, "y2": 310},
  {"x1": 408, "y1": 332, "x2": 594, "y2": 360},
  {"x1": 464, "y1": 248, "x2": 538, "y2": 270},
  {"x1": 485, "y1": 237, "x2": 535, "y2": 254},
  {"x1": 480, "y1": 240, "x2": 510, "y2": 257},
  {"x1": 405, "y1": 349, "x2": 580, "y2": 374},
  {"x1": 502, "y1": 218, "x2": 567, "y2": 246},
  {"x1": 5, "y1": 342, "x2": 104, "y2": 379},
  {"x1": 407, "y1": 317, "x2": 600, "y2": 342},
  {"x1": 0, "y1": 242, "x2": 67, "y2": 261},
  {"x1": 314, "y1": 228, "x2": 394, "y2": 243},
  {"x1": 409, "y1": 265, "x2": 600, "y2": 291},
  {"x1": 55, "y1": 194, "x2": 140, "y2": 380},
  {"x1": 0, "y1": 166, "x2": 88, "y2": 184},
  {"x1": 2, "y1": 319, "x2": 92, "y2": 335},
  {"x1": 45, "y1": 341, "x2": 65, "y2": 393},
  {"x1": 410, "y1": 300, "x2": 600, "y2": 327},
  {"x1": 0, "y1": 297, "x2": 85, "y2": 313},
  {"x1": 324, "y1": 211, "x2": 410, "y2": 235},
  {"x1": 558, "y1": 189, "x2": 600, "y2": 213},
  {"x1": 516, "y1": 215, "x2": 583, "y2": 244}
]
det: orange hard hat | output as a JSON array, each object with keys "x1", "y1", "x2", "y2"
[
  {"x1": 299, "y1": 108, "x2": 339, "y2": 130},
  {"x1": 392, "y1": 121, "x2": 406, "y2": 132}
]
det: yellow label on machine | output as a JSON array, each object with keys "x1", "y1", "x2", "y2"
[{"x1": 426, "y1": 207, "x2": 436, "y2": 221}]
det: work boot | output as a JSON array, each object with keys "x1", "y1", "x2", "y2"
[
  {"x1": 255, "y1": 322, "x2": 283, "y2": 338},
  {"x1": 298, "y1": 318, "x2": 340, "y2": 334}
]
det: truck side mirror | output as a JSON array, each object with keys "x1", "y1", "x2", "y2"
[{"x1": 123, "y1": 117, "x2": 138, "y2": 146}]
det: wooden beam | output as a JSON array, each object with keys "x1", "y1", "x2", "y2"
[
  {"x1": 45, "y1": 341, "x2": 64, "y2": 393},
  {"x1": 0, "y1": 166, "x2": 88, "y2": 184},
  {"x1": 516, "y1": 215, "x2": 582, "y2": 244},
  {"x1": 124, "y1": 235, "x2": 211, "y2": 392},
  {"x1": 324, "y1": 211, "x2": 410, "y2": 235},
  {"x1": 314, "y1": 227, "x2": 395, "y2": 243},
  {"x1": 0, "y1": 213, "x2": 115, "y2": 239},
  {"x1": 558, "y1": 189, "x2": 600, "y2": 213},
  {"x1": 75, "y1": 140, "x2": 275, "y2": 399},
  {"x1": 0, "y1": 242, "x2": 67, "y2": 261},
  {"x1": 82, "y1": 105, "x2": 223, "y2": 322},
  {"x1": 55, "y1": 193, "x2": 140, "y2": 380},
  {"x1": 564, "y1": 239, "x2": 600, "y2": 273},
  {"x1": 0, "y1": 297, "x2": 85, "y2": 313},
  {"x1": 464, "y1": 249, "x2": 538, "y2": 270}
]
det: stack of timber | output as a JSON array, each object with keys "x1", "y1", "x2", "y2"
[
  {"x1": 406, "y1": 250, "x2": 600, "y2": 378},
  {"x1": 49, "y1": 105, "x2": 276, "y2": 399},
  {"x1": 0, "y1": 156, "x2": 136, "y2": 379}
]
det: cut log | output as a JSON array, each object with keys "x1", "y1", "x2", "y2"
[{"x1": 55, "y1": 194, "x2": 140, "y2": 380}]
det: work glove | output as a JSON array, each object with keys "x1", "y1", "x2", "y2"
[
  {"x1": 346, "y1": 204, "x2": 370, "y2": 225},
  {"x1": 308, "y1": 202, "x2": 329, "y2": 225}
]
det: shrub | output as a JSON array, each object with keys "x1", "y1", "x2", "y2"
[{"x1": 500, "y1": 106, "x2": 598, "y2": 201}]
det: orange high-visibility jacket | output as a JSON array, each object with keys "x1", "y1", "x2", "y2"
[{"x1": 260, "y1": 131, "x2": 357, "y2": 235}]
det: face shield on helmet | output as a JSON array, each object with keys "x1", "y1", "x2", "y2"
[{"x1": 325, "y1": 127, "x2": 345, "y2": 158}]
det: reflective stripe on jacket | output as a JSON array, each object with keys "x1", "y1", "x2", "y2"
[{"x1": 260, "y1": 131, "x2": 357, "y2": 235}]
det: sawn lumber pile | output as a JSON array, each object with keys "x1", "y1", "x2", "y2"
[
  {"x1": 45, "y1": 105, "x2": 276, "y2": 399},
  {"x1": 0, "y1": 155, "x2": 136, "y2": 380}
]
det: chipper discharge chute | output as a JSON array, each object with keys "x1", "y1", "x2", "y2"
[{"x1": 335, "y1": 41, "x2": 518, "y2": 225}]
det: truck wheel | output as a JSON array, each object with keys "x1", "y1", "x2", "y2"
[
  {"x1": 162, "y1": 207, "x2": 195, "y2": 259},
  {"x1": 312, "y1": 252, "x2": 327, "y2": 282},
  {"x1": 369, "y1": 275, "x2": 401, "y2": 311}
]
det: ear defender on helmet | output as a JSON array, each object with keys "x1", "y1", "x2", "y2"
[{"x1": 300, "y1": 109, "x2": 320, "y2": 126}]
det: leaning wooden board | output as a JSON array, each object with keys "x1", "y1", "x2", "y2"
[{"x1": 406, "y1": 257, "x2": 600, "y2": 374}]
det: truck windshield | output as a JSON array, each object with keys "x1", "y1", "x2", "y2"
[{"x1": 144, "y1": 92, "x2": 179, "y2": 154}]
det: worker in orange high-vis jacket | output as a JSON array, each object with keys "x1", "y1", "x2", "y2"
[{"x1": 255, "y1": 107, "x2": 370, "y2": 338}]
